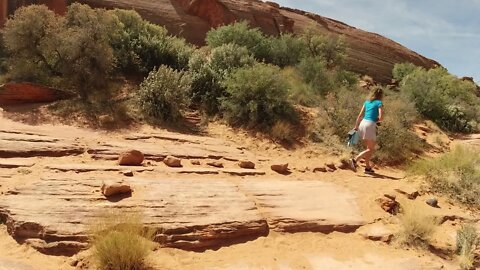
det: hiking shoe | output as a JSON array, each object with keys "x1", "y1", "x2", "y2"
[
  {"x1": 365, "y1": 167, "x2": 375, "y2": 174},
  {"x1": 350, "y1": 158, "x2": 357, "y2": 172}
]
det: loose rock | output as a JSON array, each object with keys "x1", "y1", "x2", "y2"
[
  {"x1": 207, "y1": 161, "x2": 224, "y2": 168},
  {"x1": 101, "y1": 181, "x2": 132, "y2": 197},
  {"x1": 271, "y1": 163, "x2": 289, "y2": 174},
  {"x1": 375, "y1": 195, "x2": 399, "y2": 214},
  {"x1": 163, "y1": 156, "x2": 182, "y2": 167},
  {"x1": 122, "y1": 170, "x2": 134, "y2": 177},
  {"x1": 118, "y1": 150, "x2": 144, "y2": 166},
  {"x1": 394, "y1": 187, "x2": 420, "y2": 200},
  {"x1": 190, "y1": 160, "x2": 201, "y2": 165},
  {"x1": 337, "y1": 160, "x2": 350, "y2": 170},
  {"x1": 325, "y1": 163, "x2": 337, "y2": 171},
  {"x1": 426, "y1": 198, "x2": 439, "y2": 208},
  {"x1": 313, "y1": 166, "x2": 327, "y2": 173},
  {"x1": 238, "y1": 160, "x2": 255, "y2": 169}
]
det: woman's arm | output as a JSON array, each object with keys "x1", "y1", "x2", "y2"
[
  {"x1": 378, "y1": 106, "x2": 384, "y2": 122},
  {"x1": 354, "y1": 105, "x2": 365, "y2": 130}
]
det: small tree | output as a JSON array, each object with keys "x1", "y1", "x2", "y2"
[
  {"x1": 57, "y1": 3, "x2": 117, "y2": 100},
  {"x1": 3, "y1": 5, "x2": 63, "y2": 82},
  {"x1": 138, "y1": 65, "x2": 192, "y2": 122}
]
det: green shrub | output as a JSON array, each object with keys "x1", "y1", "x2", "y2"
[
  {"x1": 375, "y1": 92, "x2": 424, "y2": 165},
  {"x1": 300, "y1": 27, "x2": 346, "y2": 68},
  {"x1": 91, "y1": 212, "x2": 155, "y2": 270},
  {"x1": 138, "y1": 65, "x2": 192, "y2": 122},
  {"x1": 58, "y1": 3, "x2": 117, "y2": 99},
  {"x1": 409, "y1": 146, "x2": 480, "y2": 207},
  {"x1": 109, "y1": 9, "x2": 193, "y2": 73},
  {"x1": 268, "y1": 33, "x2": 307, "y2": 67},
  {"x1": 3, "y1": 5, "x2": 63, "y2": 83},
  {"x1": 392, "y1": 62, "x2": 417, "y2": 82},
  {"x1": 282, "y1": 67, "x2": 319, "y2": 107},
  {"x1": 189, "y1": 44, "x2": 255, "y2": 114},
  {"x1": 220, "y1": 63, "x2": 296, "y2": 128},
  {"x1": 206, "y1": 21, "x2": 270, "y2": 62},
  {"x1": 398, "y1": 65, "x2": 480, "y2": 133},
  {"x1": 457, "y1": 224, "x2": 479, "y2": 270},
  {"x1": 297, "y1": 57, "x2": 334, "y2": 95},
  {"x1": 397, "y1": 203, "x2": 437, "y2": 247}
]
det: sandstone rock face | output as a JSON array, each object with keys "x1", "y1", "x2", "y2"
[
  {"x1": 118, "y1": 150, "x2": 144, "y2": 166},
  {"x1": 0, "y1": 177, "x2": 364, "y2": 255},
  {"x1": 0, "y1": 82, "x2": 72, "y2": 106},
  {"x1": 72, "y1": 0, "x2": 439, "y2": 83}
]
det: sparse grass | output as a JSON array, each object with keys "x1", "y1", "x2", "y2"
[
  {"x1": 90, "y1": 211, "x2": 156, "y2": 270},
  {"x1": 397, "y1": 203, "x2": 437, "y2": 247},
  {"x1": 409, "y1": 146, "x2": 480, "y2": 207},
  {"x1": 457, "y1": 224, "x2": 479, "y2": 270},
  {"x1": 270, "y1": 121, "x2": 296, "y2": 143}
]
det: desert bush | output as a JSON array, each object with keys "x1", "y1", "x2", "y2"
[
  {"x1": 3, "y1": 5, "x2": 63, "y2": 83},
  {"x1": 268, "y1": 33, "x2": 307, "y2": 67},
  {"x1": 398, "y1": 66, "x2": 480, "y2": 133},
  {"x1": 206, "y1": 21, "x2": 270, "y2": 62},
  {"x1": 397, "y1": 203, "x2": 437, "y2": 247},
  {"x1": 392, "y1": 62, "x2": 417, "y2": 82},
  {"x1": 457, "y1": 224, "x2": 479, "y2": 270},
  {"x1": 300, "y1": 27, "x2": 347, "y2": 68},
  {"x1": 138, "y1": 65, "x2": 192, "y2": 122},
  {"x1": 375, "y1": 92, "x2": 424, "y2": 164},
  {"x1": 297, "y1": 57, "x2": 334, "y2": 95},
  {"x1": 189, "y1": 44, "x2": 255, "y2": 114},
  {"x1": 109, "y1": 9, "x2": 193, "y2": 73},
  {"x1": 409, "y1": 146, "x2": 480, "y2": 207},
  {"x1": 282, "y1": 67, "x2": 319, "y2": 107},
  {"x1": 91, "y1": 212, "x2": 155, "y2": 270},
  {"x1": 220, "y1": 63, "x2": 296, "y2": 128},
  {"x1": 57, "y1": 3, "x2": 117, "y2": 99},
  {"x1": 270, "y1": 121, "x2": 297, "y2": 143}
]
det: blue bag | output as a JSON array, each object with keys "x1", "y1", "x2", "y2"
[{"x1": 347, "y1": 129, "x2": 359, "y2": 147}]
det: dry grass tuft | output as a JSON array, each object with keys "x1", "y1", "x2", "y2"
[
  {"x1": 457, "y1": 224, "x2": 479, "y2": 270},
  {"x1": 397, "y1": 204, "x2": 437, "y2": 247},
  {"x1": 90, "y1": 211, "x2": 156, "y2": 270}
]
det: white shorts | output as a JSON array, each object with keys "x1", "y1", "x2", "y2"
[{"x1": 358, "y1": 119, "x2": 377, "y2": 141}]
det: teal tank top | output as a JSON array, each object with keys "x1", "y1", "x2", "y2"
[{"x1": 364, "y1": 100, "x2": 382, "y2": 122}]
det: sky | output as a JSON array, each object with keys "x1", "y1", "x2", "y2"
[{"x1": 271, "y1": 0, "x2": 480, "y2": 82}]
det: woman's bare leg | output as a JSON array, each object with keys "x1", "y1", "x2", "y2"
[{"x1": 354, "y1": 140, "x2": 376, "y2": 168}]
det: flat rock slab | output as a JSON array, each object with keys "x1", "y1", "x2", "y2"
[
  {"x1": 238, "y1": 180, "x2": 365, "y2": 233},
  {"x1": 0, "y1": 177, "x2": 365, "y2": 255},
  {"x1": 0, "y1": 131, "x2": 84, "y2": 158},
  {"x1": 0, "y1": 159, "x2": 35, "y2": 169},
  {"x1": 0, "y1": 259, "x2": 35, "y2": 270},
  {"x1": 45, "y1": 164, "x2": 153, "y2": 173},
  {"x1": 0, "y1": 177, "x2": 267, "y2": 255},
  {"x1": 87, "y1": 140, "x2": 249, "y2": 162}
]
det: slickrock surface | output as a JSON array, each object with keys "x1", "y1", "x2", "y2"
[
  {"x1": 0, "y1": 83, "x2": 72, "y2": 106},
  {"x1": 238, "y1": 180, "x2": 365, "y2": 233},
  {"x1": 0, "y1": 176, "x2": 364, "y2": 254},
  {"x1": 0, "y1": 130, "x2": 84, "y2": 158}
]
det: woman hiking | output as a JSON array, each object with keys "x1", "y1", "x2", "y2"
[{"x1": 350, "y1": 88, "x2": 384, "y2": 174}]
